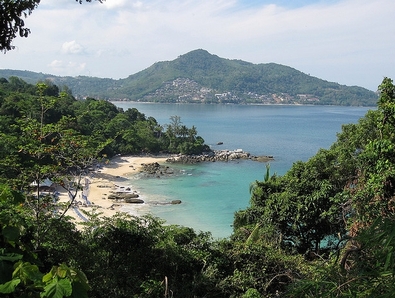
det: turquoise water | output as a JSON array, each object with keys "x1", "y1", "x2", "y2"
[{"x1": 114, "y1": 103, "x2": 371, "y2": 238}]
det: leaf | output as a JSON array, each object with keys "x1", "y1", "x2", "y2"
[
  {"x1": 69, "y1": 268, "x2": 90, "y2": 291},
  {"x1": 0, "y1": 253, "x2": 23, "y2": 262},
  {"x1": 69, "y1": 282, "x2": 89, "y2": 298},
  {"x1": 2, "y1": 226, "x2": 20, "y2": 242},
  {"x1": 0, "y1": 278, "x2": 21, "y2": 294},
  {"x1": 41, "y1": 277, "x2": 72, "y2": 298},
  {"x1": 56, "y1": 264, "x2": 69, "y2": 279},
  {"x1": 13, "y1": 262, "x2": 42, "y2": 284},
  {"x1": 0, "y1": 185, "x2": 24, "y2": 204},
  {"x1": 245, "y1": 223, "x2": 261, "y2": 246},
  {"x1": 42, "y1": 271, "x2": 54, "y2": 283}
]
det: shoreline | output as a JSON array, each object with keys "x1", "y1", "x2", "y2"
[
  {"x1": 57, "y1": 155, "x2": 169, "y2": 224},
  {"x1": 110, "y1": 101, "x2": 375, "y2": 108},
  {"x1": 56, "y1": 150, "x2": 270, "y2": 229}
]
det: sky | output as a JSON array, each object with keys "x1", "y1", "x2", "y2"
[{"x1": 1, "y1": 0, "x2": 394, "y2": 91}]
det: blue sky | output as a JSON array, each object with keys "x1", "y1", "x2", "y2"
[{"x1": 1, "y1": 0, "x2": 394, "y2": 91}]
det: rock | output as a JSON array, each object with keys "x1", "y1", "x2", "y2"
[
  {"x1": 112, "y1": 191, "x2": 139, "y2": 197},
  {"x1": 139, "y1": 162, "x2": 175, "y2": 178},
  {"x1": 166, "y1": 150, "x2": 274, "y2": 164},
  {"x1": 122, "y1": 193, "x2": 140, "y2": 199},
  {"x1": 107, "y1": 194, "x2": 119, "y2": 200},
  {"x1": 150, "y1": 200, "x2": 182, "y2": 205},
  {"x1": 250, "y1": 155, "x2": 274, "y2": 162},
  {"x1": 107, "y1": 192, "x2": 139, "y2": 200},
  {"x1": 124, "y1": 198, "x2": 144, "y2": 204}
]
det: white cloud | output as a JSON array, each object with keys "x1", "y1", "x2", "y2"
[
  {"x1": 61, "y1": 41, "x2": 85, "y2": 55},
  {"x1": 132, "y1": 1, "x2": 143, "y2": 9},
  {"x1": 48, "y1": 60, "x2": 86, "y2": 75},
  {"x1": 102, "y1": 0, "x2": 128, "y2": 9},
  {"x1": 48, "y1": 60, "x2": 63, "y2": 69}
]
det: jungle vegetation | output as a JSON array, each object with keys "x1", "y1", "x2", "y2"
[{"x1": 0, "y1": 77, "x2": 394, "y2": 297}]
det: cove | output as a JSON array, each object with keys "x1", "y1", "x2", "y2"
[{"x1": 114, "y1": 103, "x2": 371, "y2": 238}]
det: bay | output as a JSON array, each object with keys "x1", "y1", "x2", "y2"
[{"x1": 114, "y1": 102, "x2": 371, "y2": 238}]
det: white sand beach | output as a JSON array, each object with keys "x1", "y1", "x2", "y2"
[{"x1": 56, "y1": 155, "x2": 168, "y2": 224}]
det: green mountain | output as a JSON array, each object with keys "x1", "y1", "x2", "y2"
[{"x1": 0, "y1": 49, "x2": 378, "y2": 105}]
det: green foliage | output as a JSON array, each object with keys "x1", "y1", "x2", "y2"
[
  {"x1": 0, "y1": 184, "x2": 89, "y2": 297},
  {"x1": 165, "y1": 115, "x2": 210, "y2": 154},
  {"x1": 0, "y1": 79, "x2": 209, "y2": 186},
  {"x1": 236, "y1": 149, "x2": 347, "y2": 255},
  {"x1": 1, "y1": 76, "x2": 395, "y2": 298},
  {"x1": 41, "y1": 264, "x2": 89, "y2": 298},
  {"x1": 234, "y1": 77, "x2": 395, "y2": 295},
  {"x1": 337, "y1": 78, "x2": 395, "y2": 234},
  {"x1": 72, "y1": 213, "x2": 221, "y2": 297},
  {"x1": 289, "y1": 218, "x2": 395, "y2": 297},
  {"x1": 216, "y1": 240, "x2": 312, "y2": 297}
]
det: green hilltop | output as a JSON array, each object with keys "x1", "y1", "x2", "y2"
[{"x1": 0, "y1": 49, "x2": 377, "y2": 105}]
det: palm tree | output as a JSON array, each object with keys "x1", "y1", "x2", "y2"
[{"x1": 249, "y1": 163, "x2": 271, "y2": 195}]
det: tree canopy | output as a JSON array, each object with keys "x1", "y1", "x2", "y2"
[
  {"x1": 0, "y1": 77, "x2": 395, "y2": 297},
  {"x1": 0, "y1": 77, "x2": 209, "y2": 187}
]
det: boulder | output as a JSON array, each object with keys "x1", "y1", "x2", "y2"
[
  {"x1": 108, "y1": 192, "x2": 139, "y2": 200},
  {"x1": 122, "y1": 193, "x2": 140, "y2": 199},
  {"x1": 140, "y1": 162, "x2": 175, "y2": 177},
  {"x1": 124, "y1": 198, "x2": 144, "y2": 204}
]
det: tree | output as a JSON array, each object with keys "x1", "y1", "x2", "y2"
[
  {"x1": 0, "y1": 0, "x2": 103, "y2": 52},
  {"x1": 0, "y1": 184, "x2": 89, "y2": 297},
  {"x1": 0, "y1": 0, "x2": 39, "y2": 52},
  {"x1": 342, "y1": 77, "x2": 395, "y2": 235},
  {"x1": 164, "y1": 116, "x2": 209, "y2": 154},
  {"x1": 235, "y1": 148, "x2": 347, "y2": 255},
  {"x1": 286, "y1": 78, "x2": 395, "y2": 297}
]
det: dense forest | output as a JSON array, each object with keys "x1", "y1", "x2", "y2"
[
  {"x1": 1, "y1": 77, "x2": 395, "y2": 297},
  {"x1": 0, "y1": 50, "x2": 378, "y2": 106}
]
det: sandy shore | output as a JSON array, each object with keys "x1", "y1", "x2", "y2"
[{"x1": 57, "y1": 155, "x2": 168, "y2": 224}]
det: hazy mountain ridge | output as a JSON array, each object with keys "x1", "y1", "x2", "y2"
[{"x1": 0, "y1": 49, "x2": 377, "y2": 106}]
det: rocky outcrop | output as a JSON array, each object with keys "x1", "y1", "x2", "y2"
[
  {"x1": 124, "y1": 198, "x2": 144, "y2": 204},
  {"x1": 150, "y1": 199, "x2": 182, "y2": 205},
  {"x1": 166, "y1": 150, "x2": 273, "y2": 164},
  {"x1": 249, "y1": 155, "x2": 274, "y2": 162},
  {"x1": 140, "y1": 162, "x2": 174, "y2": 177},
  {"x1": 108, "y1": 191, "x2": 143, "y2": 203}
]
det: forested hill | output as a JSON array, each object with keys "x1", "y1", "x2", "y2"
[{"x1": 0, "y1": 49, "x2": 377, "y2": 106}]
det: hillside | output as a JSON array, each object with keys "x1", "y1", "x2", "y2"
[{"x1": 0, "y1": 49, "x2": 378, "y2": 106}]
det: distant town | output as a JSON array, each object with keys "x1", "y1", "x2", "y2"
[{"x1": 131, "y1": 77, "x2": 320, "y2": 104}]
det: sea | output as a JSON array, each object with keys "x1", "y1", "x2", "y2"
[{"x1": 113, "y1": 102, "x2": 372, "y2": 239}]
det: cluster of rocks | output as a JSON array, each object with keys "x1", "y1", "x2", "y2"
[
  {"x1": 166, "y1": 150, "x2": 273, "y2": 164},
  {"x1": 107, "y1": 190, "x2": 181, "y2": 205},
  {"x1": 140, "y1": 162, "x2": 175, "y2": 178},
  {"x1": 107, "y1": 191, "x2": 144, "y2": 204}
]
